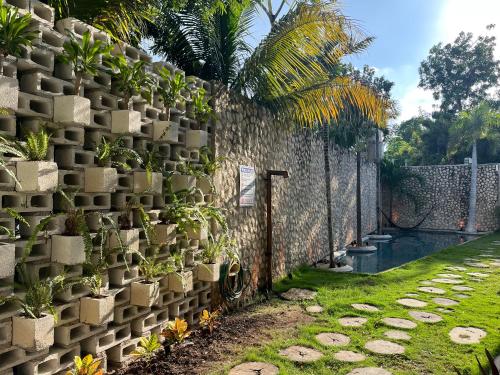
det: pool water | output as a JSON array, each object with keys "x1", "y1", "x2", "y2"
[{"x1": 345, "y1": 230, "x2": 473, "y2": 274}]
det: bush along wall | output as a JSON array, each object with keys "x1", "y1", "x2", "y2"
[{"x1": 0, "y1": 1, "x2": 229, "y2": 373}]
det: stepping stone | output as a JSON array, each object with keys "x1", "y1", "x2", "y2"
[
  {"x1": 229, "y1": 362, "x2": 279, "y2": 375},
  {"x1": 432, "y1": 297, "x2": 459, "y2": 306},
  {"x1": 384, "y1": 330, "x2": 411, "y2": 341},
  {"x1": 469, "y1": 278, "x2": 484, "y2": 282},
  {"x1": 449, "y1": 327, "x2": 487, "y2": 344},
  {"x1": 381, "y1": 317, "x2": 417, "y2": 330},
  {"x1": 334, "y1": 350, "x2": 366, "y2": 362},
  {"x1": 347, "y1": 368, "x2": 392, "y2": 375},
  {"x1": 420, "y1": 280, "x2": 434, "y2": 285},
  {"x1": 338, "y1": 317, "x2": 368, "y2": 327},
  {"x1": 351, "y1": 303, "x2": 380, "y2": 312},
  {"x1": 329, "y1": 265, "x2": 354, "y2": 273},
  {"x1": 418, "y1": 287, "x2": 446, "y2": 294},
  {"x1": 315, "y1": 332, "x2": 350, "y2": 347},
  {"x1": 445, "y1": 266, "x2": 467, "y2": 272},
  {"x1": 365, "y1": 340, "x2": 405, "y2": 355},
  {"x1": 431, "y1": 278, "x2": 463, "y2": 285},
  {"x1": 280, "y1": 288, "x2": 317, "y2": 301},
  {"x1": 464, "y1": 262, "x2": 489, "y2": 268},
  {"x1": 454, "y1": 293, "x2": 470, "y2": 299},
  {"x1": 436, "y1": 308, "x2": 454, "y2": 314},
  {"x1": 405, "y1": 293, "x2": 420, "y2": 297},
  {"x1": 491, "y1": 262, "x2": 500, "y2": 267},
  {"x1": 306, "y1": 305, "x2": 323, "y2": 314},
  {"x1": 452, "y1": 285, "x2": 474, "y2": 292},
  {"x1": 436, "y1": 273, "x2": 462, "y2": 279},
  {"x1": 467, "y1": 272, "x2": 489, "y2": 278},
  {"x1": 409, "y1": 311, "x2": 442, "y2": 323},
  {"x1": 279, "y1": 346, "x2": 323, "y2": 362},
  {"x1": 397, "y1": 298, "x2": 427, "y2": 308}
]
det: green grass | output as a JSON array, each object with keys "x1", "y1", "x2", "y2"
[{"x1": 220, "y1": 233, "x2": 500, "y2": 375}]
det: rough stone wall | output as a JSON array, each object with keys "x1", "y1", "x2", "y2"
[
  {"x1": 214, "y1": 93, "x2": 377, "y2": 292},
  {"x1": 383, "y1": 164, "x2": 500, "y2": 232}
]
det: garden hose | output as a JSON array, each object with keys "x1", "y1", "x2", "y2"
[{"x1": 219, "y1": 259, "x2": 249, "y2": 303}]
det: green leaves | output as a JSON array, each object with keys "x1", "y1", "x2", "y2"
[
  {"x1": 0, "y1": 1, "x2": 36, "y2": 59},
  {"x1": 95, "y1": 136, "x2": 143, "y2": 169},
  {"x1": 156, "y1": 67, "x2": 188, "y2": 113},
  {"x1": 132, "y1": 334, "x2": 162, "y2": 359}
]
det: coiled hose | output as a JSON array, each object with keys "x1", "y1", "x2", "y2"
[{"x1": 219, "y1": 259, "x2": 249, "y2": 303}]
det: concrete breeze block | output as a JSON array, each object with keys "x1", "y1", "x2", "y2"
[
  {"x1": 12, "y1": 314, "x2": 54, "y2": 352},
  {"x1": 133, "y1": 172, "x2": 163, "y2": 195},
  {"x1": 0, "y1": 76, "x2": 19, "y2": 112},
  {"x1": 152, "y1": 120, "x2": 179, "y2": 143},
  {"x1": 186, "y1": 129, "x2": 208, "y2": 149},
  {"x1": 0, "y1": 242, "x2": 15, "y2": 278},
  {"x1": 168, "y1": 271, "x2": 193, "y2": 293},
  {"x1": 171, "y1": 175, "x2": 196, "y2": 192},
  {"x1": 108, "y1": 229, "x2": 140, "y2": 253},
  {"x1": 16, "y1": 161, "x2": 58, "y2": 193},
  {"x1": 197, "y1": 263, "x2": 220, "y2": 282},
  {"x1": 130, "y1": 281, "x2": 160, "y2": 307},
  {"x1": 186, "y1": 224, "x2": 208, "y2": 241},
  {"x1": 153, "y1": 224, "x2": 177, "y2": 245},
  {"x1": 53, "y1": 95, "x2": 91, "y2": 125},
  {"x1": 84, "y1": 167, "x2": 118, "y2": 193},
  {"x1": 80, "y1": 295, "x2": 114, "y2": 326},
  {"x1": 111, "y1": 110, "x2": 141, "y2": 134},
  {"x1": 51, "y1": 235, "x2": 86, "y2": 265}
]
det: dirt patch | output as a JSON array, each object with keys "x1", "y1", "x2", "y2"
[{"x1": 114, "y1": 302, "x2": 312, "y2": 375}]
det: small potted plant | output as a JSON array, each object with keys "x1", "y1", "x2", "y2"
[
  {"x1": 197, "y1": 234, "x2": 233, "y2": 282},
  {"x1": 85, "y1": 136, "x2": 142, "y2": 192},
  {"x1": 168, "y1": 251, "x2": 193, "y2": 293},
  {"x1": 0, "y1": 129, "x2": 58, "y2": 192},
  {"x1": 11, "y1": 265, "x2": 65, "y2": 351},
  {"x1": 196, "y1": 146, "x2": 225, "y2": 194},
  {"x1": 186, "y1": 88, "x2": 212, "y2": 149},
  {"x1": 134, "y1": 149, "x2": 164, "y2": 195},
  {"x1": 0, "y1": 3, "x2": 35, "y2": 112},
  {"x1": 153, "y1": 209, "x2": 179, "y2": 246},
  {"x1": 110, "y1": 200, "x2": 140, "y2": 254},
  {"x1": 0, "y1": 208, "x2": 27, "y2": 279},
  {"x1": 131, "y1": 254, "x2": 174, "y2": 307},
  {"x1": 107, "y1": 55, "x2": 156, "y2": 134},
  {"x1": 55, "y1": 30, "x2": 111, "y2": 125},
  {"x1": 80, "y1": 272, "x2": 114, "y2": 326}
]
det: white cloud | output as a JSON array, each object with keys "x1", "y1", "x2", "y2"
[{"x1": 398, "y1": 85, "x2": 437, "y2": 122}]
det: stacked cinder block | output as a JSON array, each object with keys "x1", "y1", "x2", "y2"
[{"x1": 0, "y1": 1, "x2": 215, "y2": 373}]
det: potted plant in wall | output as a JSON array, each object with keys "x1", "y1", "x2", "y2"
[
  {"x1": 197, "y1": 234, "x2": 235, "y2": 282},
  {"x1": 80, "y1": 271, "x2": 114, "y2": 326},
  {"x1": 134, "y1": 148, "x2": 164, "y2": 195},
  {"x1": 55, "y1": 30, "x2": 112, "y2": 126},
  {"x1": 0, "y1": 129, "x2": 58, "y2": 192},
  {"x1": 168, "y1": 250, "x2": 193, "y2": 293},
  {"x1": 85, "y1": 136, "x2": 143, "y2": 193},
  {"x1": 0, "y1": 208, "x2": 28, "y2": 279},
  {"x1": 185, "y1": 88, "x2": 212, "y2": 149},
  {"x1": 0, "y1": 1, "x2": 36, "y2": 112},
  {"x1": 110, "y1": 198, "x2": 140, "y2": 254},
  {"x1": 106, "y1": 55, "x2": 156, "y2": 134}
]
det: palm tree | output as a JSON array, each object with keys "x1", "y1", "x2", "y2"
[
  {"x1": 0, "y1": 1, "x2": 36, "y2": 76},
  {"x1": 448, "y1": 102, "x2": 500, "y2": 233}
]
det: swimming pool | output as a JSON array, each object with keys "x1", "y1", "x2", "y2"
[{"x1": 345, "y1": 230, "x2": 474, "y2": 273}]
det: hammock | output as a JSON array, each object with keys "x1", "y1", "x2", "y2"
[{"x1": 381, "y1": 204, "x2": 435, "y2": 230}]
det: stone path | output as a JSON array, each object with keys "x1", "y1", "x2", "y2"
[
  {"x1": 431, "y1": 278, "x2": 463, "y2": 284},
  {"x1": 229, "y1": 362, "x2": 279, "y2": 375},
  {"x1": 280, "y1": 288, "x2": 317, "y2": 301},
  {"x1": 418, "y1": 286, "x2": 446, "y2": 294},
  {"x1": 449, "y1": 327, "x2": 487, "y2": 344},
  {"x1": 351, "y1": 303, "x2": 379, "y2": 312},
  {"x1": 432, "y1": 297, "x2": 459, "y2": 306},
  {"x1": 384, "y1": 330, "x2": 411, "y2": 341},
  {"x1": 452, "y1": 285, "x2": 474, "y2": 292},
  {"x1": 279, "y1": 346, "x2": 323, "y2": 362},
  {"x1": 408, "y1": 311, "x2": 443, "y2": 323},
  {"x1": 381, "y1": 317, "x2": 417, "y2": 329},
  {"x1": 396, "y1": 298, "x2": 427, "y2": 308},
  {"x1": 365, "y1": 340, "x2": 405, "y2": 355},
  {"x1": 315, "y1": 332, "x2": 350, "y2": 346},
  {"x1": 338, "y1": 317, "x2": 368, "y2": 327},
  {"x1": 334, "y1": 350, "x2": 366, "y2": 362}
]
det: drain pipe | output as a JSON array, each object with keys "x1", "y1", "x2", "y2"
[{"x1": 265, "y1": 170, "x2": 289, "y2": 293}]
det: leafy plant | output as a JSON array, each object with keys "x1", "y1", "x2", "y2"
[
  {"x1": 199, "y1": 308, "x2": 222, "y2": 334},
  {"x1": 191, "y1": 87, "x2": 213, "y2": 123},
  {"x1": 66, "y1": 354, "x2": 104, "y2": 375},
  {"x1": 95, "y1": 136, "x2": 143, "y2": 170},
  {"x1": 0, "y1": 208, "x2": 28, "y2": 239},
  {"x1": 156, "y1": 67, "x2": 188, "y2": 119},
  {"x1": 106, "y1": 55, "x2": 156, "y2": 108},
  {"x1": 161, "y1": 317, "x2": 191, "y2": 344},
  {"x1": 170, "y1": 251, "x2": 185, "y2": 272},
  {"x1": 138, "y1": 254, "x2": 175, "y2": 283},
  {"x1": 132, "y1": 334, "x2": 162, "y2": 359},
  {"x1": 199, "y1": 146, "x2": 225, "y2": 176},
  {"x1": 200, "y1": 234, "x2": 234, "y2": 264},
  {"x1": 81, "y1": 273, "x2": 105, "y2": 298},
  {"x1": 0, "y1": 0, "x2": 36, "y2": 76},
  {"x1": 58, "y1": 30, "x2": 112, "y2": 95},
  {"x1": 455, "y1": 349, "x2": 499, "y2": 375}
]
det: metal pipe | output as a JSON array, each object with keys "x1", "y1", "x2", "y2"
[{"x1": 265, "y1": 170, "x2": 289, "y2": 292}]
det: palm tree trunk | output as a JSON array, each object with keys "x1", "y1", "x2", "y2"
[
  {"x1": 322, "y1": 123, "x2": 335, "y2": 268},
  {"x1": 356, "y1": 151, "x2": 362, "y2": 246},
  {"x1": 375, "y1": 129, "x2": 382, "y2": 234},
  {"x1": 465, "y1": 140, "x2": 478, "y2": 233}
]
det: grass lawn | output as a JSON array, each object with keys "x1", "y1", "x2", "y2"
[{"x1": 218, "y1": 233, "x2": 500, "y2": 375}]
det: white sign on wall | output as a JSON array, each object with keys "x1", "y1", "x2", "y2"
[{"x1": 239, "y1": 165, "x2": 256, "y2": 207}]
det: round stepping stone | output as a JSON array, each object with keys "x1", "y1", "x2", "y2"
[
  {"x1": 436, "y1": 308, "x2": 454, "y2": 314},
  {"x1": 469, "y1": 277, "x2": 483, "y2": 282},
  {"x1": 339, "y1": 316, "x2": 368, "y2": 327},
  {"x1": 432, "y1": 297, "x2": 459, "y2": 306},
  {"x1": 229, "y1": 362, "x2": 279, "y2": 375},
  {"x1": 384, "y1": 330, "x2": 411, "y2": 341},
  {"x1": 431, "y1": 278, "x2": 463, "y2": 284},
  {"x1": 315, "y1": 332, "x2": 350, "y2": 347},
  {"x1": 347, "y1": 368, "x2": 392, "y2": 375},
  {"x1": 280, "y1": 288, "x2": 317, "y2": 301},
  {"x1": 464, "y1": 262, "x2": 489, "y2": 268},
  {"x1": 306, "y1": 305, "x2": 323, "y2": 314},
  {"x1": 420, "y1": 280, "x2": 434, "y2": 285},
  {"x1": 365, "y1": 340, "x2": 405, "y2": 355},
  {"x1": 418, "y1": 287, "x2": 446, "y2": 294},
  {"x1": 409, "y1": 310, "x2": 442, "y2": 323},
  {"x1": 467, "y1": 272, "x2": 489, "y2": 278},
  {"x1": 490, "y1": 262, "x2": 500, "y2": 267},
  {"x1": 351, "y1": 303, "x2": 379, "y2": 312},
  {"x1": 381, "y1": 317, "x2": 417, "y2": 330},
  {"x1": 279, "y1": 345, "x2": 323, "y2": 362},
  {"x1": 405, "y1": 293, "x2": 420, "y2": 297},
  {"x1": 454, "y1": 293, "x2": 470, "y2": 299},
  {"x1": 445, "y1": 266, "x2": 467, "y2": 272},
  {"x1": 436, "y1": 273, "x2": 462, "y2": 279},
  {"x1": 452, "y1": 285, "x2": 474, "y2": 292},
  {"x1": 396, "y1": 298, "x2": 427, "y2": 308},
  {"x1": 334, "y1": 350, "x2": 366, "y2": 362},
  {"x1": 449, "y1": 327, "x2": 487, "y2": 344}
]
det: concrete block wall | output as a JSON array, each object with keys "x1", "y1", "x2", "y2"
[{"x1": 0, "y1": 2, "x2": 214, "y2": 373}]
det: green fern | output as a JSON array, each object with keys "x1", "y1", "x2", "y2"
[
  {"x1": 156, "y1": 67, "x2": 188, "y2": 117},
  {"x1": 95, "y1": 136, "x2": 143, "y2": 170}
]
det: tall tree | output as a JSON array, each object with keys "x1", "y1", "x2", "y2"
[
  {"x1": 419, "y1": 25, "x2": 500, "y2": 115},
  {"x1": 448, "y1": 102, "x2": 500, "y2": 233}
]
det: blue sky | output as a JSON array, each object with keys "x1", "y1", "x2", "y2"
[{"x1": 249, "y1": 0, "x2": 500, "y2": 122}]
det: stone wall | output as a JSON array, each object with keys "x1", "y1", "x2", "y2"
[
  {"x1": 382, "y1": 164, "x2": 500, "y2": 232},
  {"x1": 214, "y1": 93, "x2": 377, "y2": 292}
]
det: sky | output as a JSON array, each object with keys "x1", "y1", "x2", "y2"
[{"x1": 249, "y1": 0, "x2": 500, "y2": 123}]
